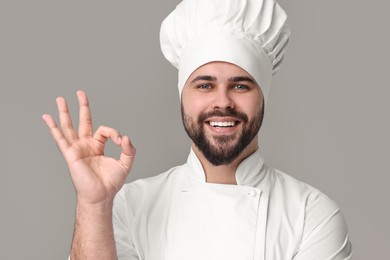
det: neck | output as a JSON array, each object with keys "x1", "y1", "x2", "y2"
[{"x1": 192, "y1": 137, "x2": 259, "y2": 185}]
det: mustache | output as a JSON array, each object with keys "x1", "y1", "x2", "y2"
[{"x1": 198, "y1": 109, "x2": 248, "y2": 123}]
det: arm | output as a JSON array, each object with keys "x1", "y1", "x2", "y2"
[
  {"x1": 43, "y1": 91, "x2": 136, "y2": 260},
  {"x1": 71, "y1": 201, "x2": 116, "y2": 259},
  {"x1": 293, "y1": 192, "x2": 352, "y2": 260}
]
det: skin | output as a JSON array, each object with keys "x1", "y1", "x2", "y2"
[
  {"x1": 42, "y1": 62, "x2": 263, "y2": 258},
  {"x1": 42, "y1": 91, "x2": 135, "y2": 259},
  {"x1": 182, "y1": 61, "x2": 264, "y2": 184}
]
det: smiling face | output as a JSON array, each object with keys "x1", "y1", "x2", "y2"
[{"x1": 181, "y1": 61, "x2": 264, "y2": 166}]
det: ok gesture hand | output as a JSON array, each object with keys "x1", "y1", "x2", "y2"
[{"x1": 42, "y1": 91, "x2": 135, "y2": 205}]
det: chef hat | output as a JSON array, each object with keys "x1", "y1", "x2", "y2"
[{"x1": 160, "y1": 0, "x2": 290, "y2": 105}]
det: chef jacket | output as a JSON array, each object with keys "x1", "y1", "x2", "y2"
[{"x1": 113, "y1": 148, "x2": 352, "y2": 260}]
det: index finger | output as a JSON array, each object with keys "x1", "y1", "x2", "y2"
[{"x1": 77, "y1": 90, "x2": 93, "y2": 138}]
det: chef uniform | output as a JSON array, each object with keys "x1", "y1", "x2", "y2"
[
  {"x1": 113, "y1": 0, "x2": 352, "y2": 259},
  {"x1": 113, "y1": 149, "x2": 352, "y2": 259}
]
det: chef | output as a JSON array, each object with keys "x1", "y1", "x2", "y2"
[{"x1": 43, "y1": 0, "x2": 352, "y2": 259}]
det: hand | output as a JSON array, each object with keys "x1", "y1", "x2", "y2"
[{"x1": 42, "y1": 90, "x2": 135, "y2": 205}]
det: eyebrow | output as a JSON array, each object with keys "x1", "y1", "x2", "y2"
[
  {"x1": 190, "y1": 75, "x2": 255, "y2": 84},
  {"x1": 190, "y1": 75, "x2": 217, "y2": 83},
  {"x1": 227, "y1": 76, "x2": 255, "y2": 84}
]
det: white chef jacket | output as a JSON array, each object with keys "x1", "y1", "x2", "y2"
[{"x1": 113, "y1": 149, "x2": 352, "y2": 260}]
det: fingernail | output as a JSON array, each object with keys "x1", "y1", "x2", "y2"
[{"x1": 117, "y1": 136, "x2": 122, "y2": 143}]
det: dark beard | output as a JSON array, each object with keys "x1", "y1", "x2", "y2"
[{"x1": 182, "y1": 104, "x2": 264, "y2": 166}]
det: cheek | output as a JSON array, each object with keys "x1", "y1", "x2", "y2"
[
  {"x1": 250, "y1": 90, "x2": 263, "y2": 113},
  {"x1": 182, "y1": 92, "x2": 210, "y2": 117},
  {"x1": 236, "y1": 95, "x2": 263, "y2": 116}
]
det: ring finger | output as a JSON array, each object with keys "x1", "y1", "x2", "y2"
[{"x1": 56, "y1": 96, "x2": 77, "y2": 142}]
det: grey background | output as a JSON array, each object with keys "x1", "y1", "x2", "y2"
[{"x1": 1, "y1": 0, "x2": 388, "y2": 259}]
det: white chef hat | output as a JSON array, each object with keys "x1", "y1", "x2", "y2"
[{"x1": 160, "y1": 0, "x2": 290, "y2": 105}]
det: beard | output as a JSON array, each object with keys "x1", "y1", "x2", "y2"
[{"x1": 182, "y1": 103, "x2": 264, "y2": 166}]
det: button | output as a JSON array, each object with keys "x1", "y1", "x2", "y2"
[{"x1": 247, "y1": 190, "x2": 257, "y2": 197}]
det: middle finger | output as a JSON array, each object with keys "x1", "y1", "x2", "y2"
[
  {"x1": 56, "y1": 96, "x2": 77, "y2": 142},
  {"x1": 77, "y1": 90, "x2": 93, "y2": 138}
]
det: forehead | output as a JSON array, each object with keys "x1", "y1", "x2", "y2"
[{"x1": 186, "y1": 61, "x2": 255, "y2": 82}]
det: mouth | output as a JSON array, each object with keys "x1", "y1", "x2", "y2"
[{"x1": 207, "y1": 121, "x2": 240, "y2": 128}]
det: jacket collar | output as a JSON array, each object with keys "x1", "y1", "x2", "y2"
[{"x1": 186, "y1": 148, "x2": 266, "y2": 187}]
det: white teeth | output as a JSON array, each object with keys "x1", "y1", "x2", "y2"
[{"x1": 209, "y1": 121, "x2": 236, "y2": 127}]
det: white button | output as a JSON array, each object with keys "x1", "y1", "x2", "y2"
[{"x1": 247, "y1": 190, "x2": 257, "y2": 197}]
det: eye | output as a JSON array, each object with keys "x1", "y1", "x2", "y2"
[
  {"x1": 196, "y1": 83, "x2": 213, "y2": 90},
  {"x1": 232, "y1": 84, "x2": 249, "y2": 91}
]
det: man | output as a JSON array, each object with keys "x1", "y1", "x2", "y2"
[{"x1": 43, "y1": 0, "x2": 352, "y2": 259}]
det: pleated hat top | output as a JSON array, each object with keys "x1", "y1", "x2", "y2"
[{"x1": 160, "y1": 0, "x2": 290, "y2": 105}]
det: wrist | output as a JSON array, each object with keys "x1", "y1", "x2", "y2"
[{"x1": 76, "y1": 199, "x2": 114, "y2": 217}]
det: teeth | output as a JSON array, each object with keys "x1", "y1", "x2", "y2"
[{"x1": 209, "y1": 121, "x2": 236, "y2": 127}]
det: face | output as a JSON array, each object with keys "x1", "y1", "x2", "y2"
[{"x1": 181, "y1": 61, "x2": 264, "y2": 166}]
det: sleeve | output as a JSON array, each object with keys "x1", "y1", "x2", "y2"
[
  {"x1": 112, "y1": 186, "x2": 140, "y2": 260},
  {"x1": 293, "y1": 191, "x2": 353, "y2": 260}
]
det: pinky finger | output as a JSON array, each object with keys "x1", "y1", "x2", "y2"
[
  {"x1": 42, "y1": 114, "x2": 70, "y2": 152},
  {"x1": 118, "y1": 136, "x2": 136, "y2": 172}
]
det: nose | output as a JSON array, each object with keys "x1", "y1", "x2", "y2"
[{"x1": 212, "y1": 88, "x2": 235, "y2": 110}]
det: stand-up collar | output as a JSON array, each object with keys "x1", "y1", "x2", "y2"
[{"x1": 186, "y1": 148, "x2": 266, "y2": 187}]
